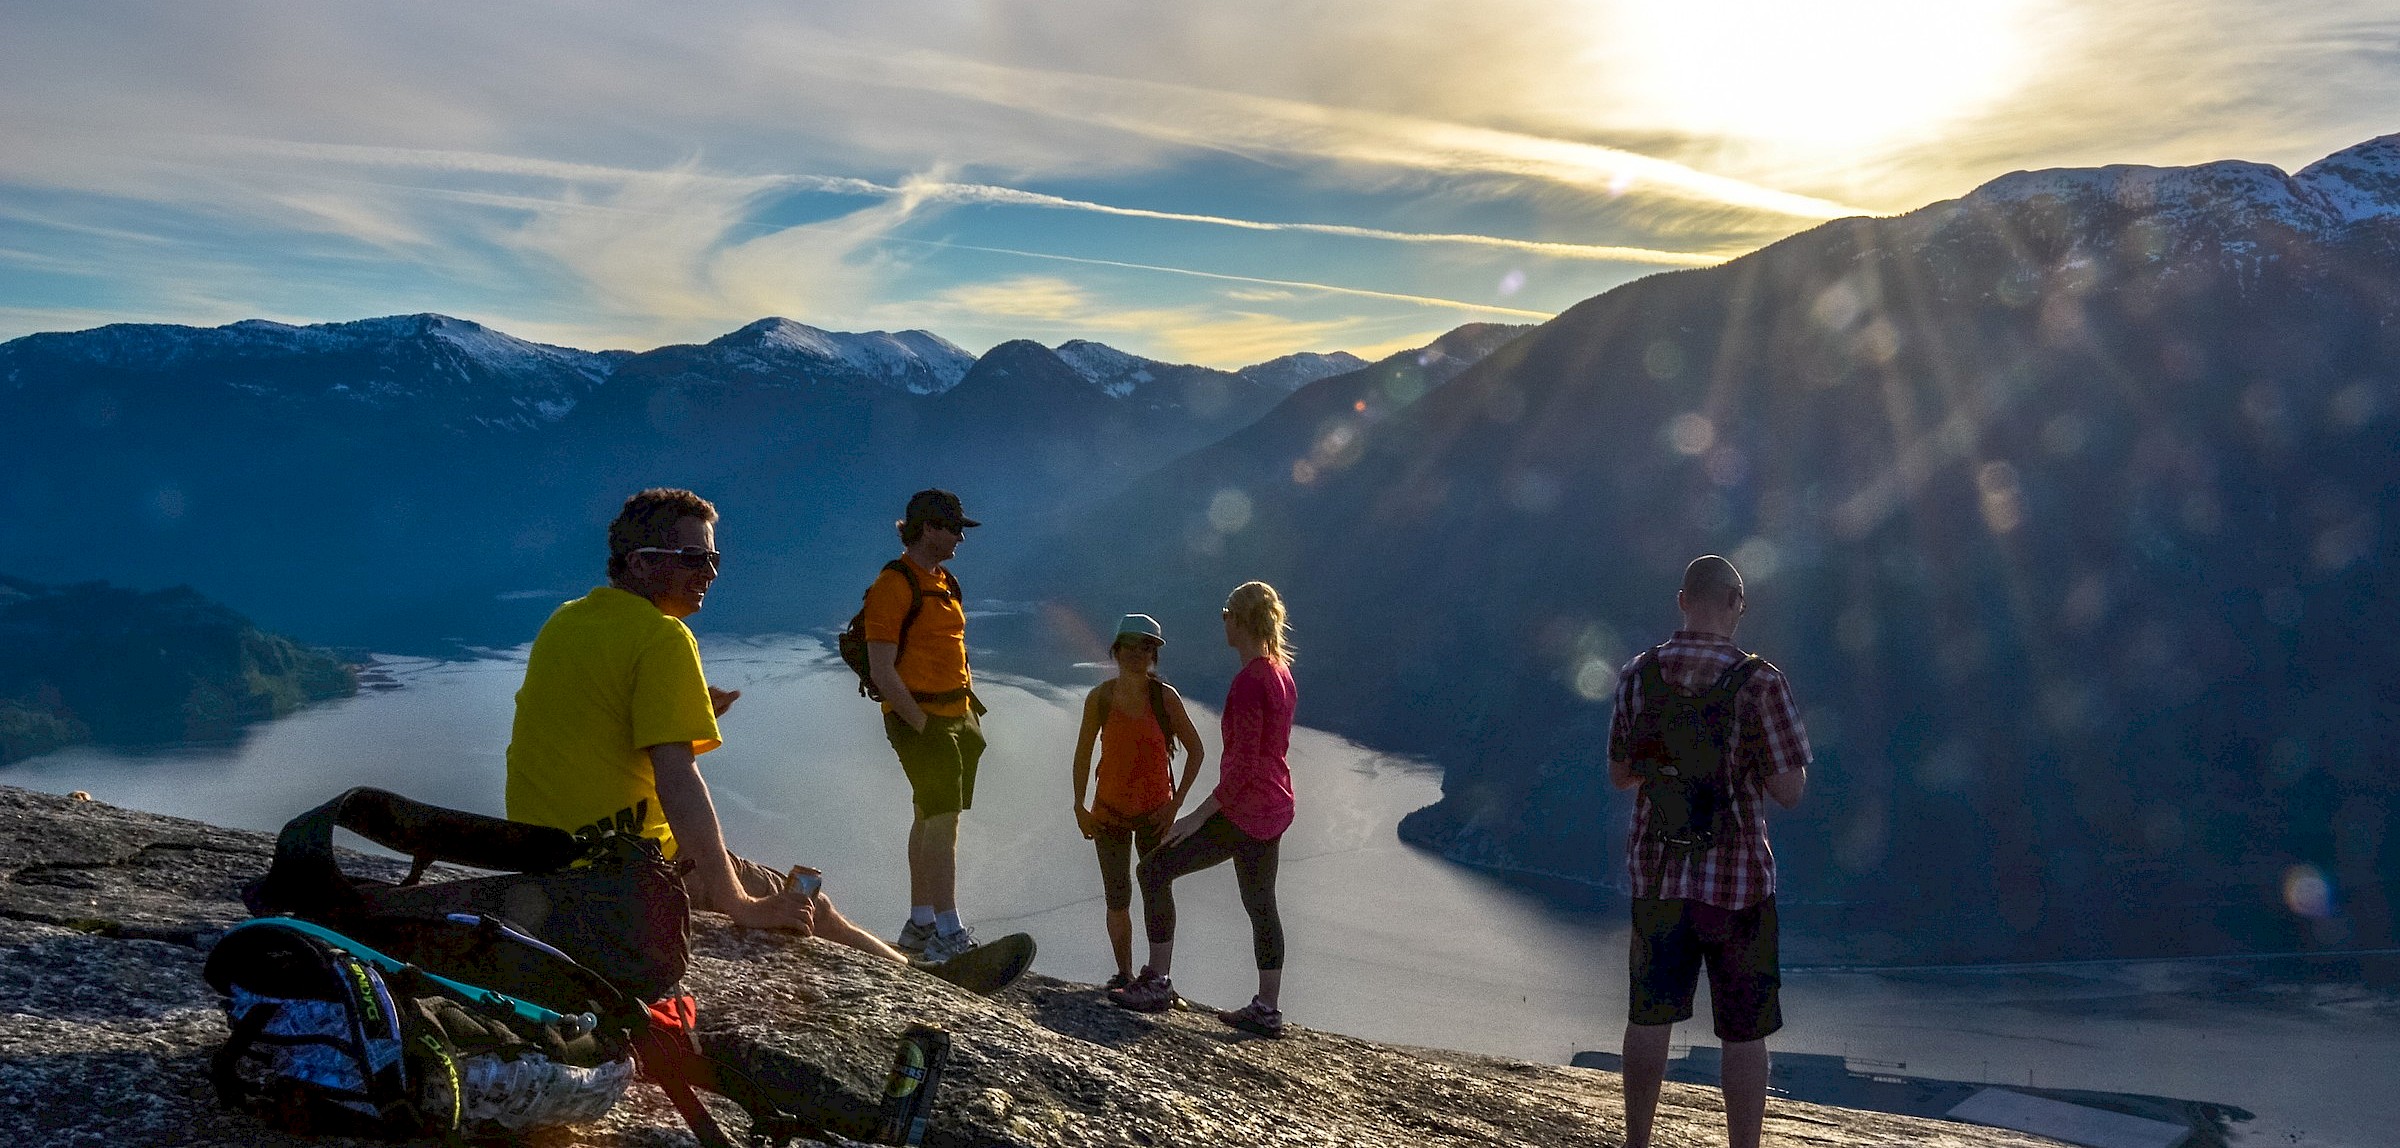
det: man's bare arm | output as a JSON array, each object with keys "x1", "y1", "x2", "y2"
[
  {"x1": 1765, "y1": 766, "x2": 1807, "y2": 809},
  {"x1": 866, "y1": 641, "x2": 926, "y2": 731},
  {"x1": 1609, "y1": 757, "x2": 1641, "y2": 791},
  {"x1": 648, "y1": 742, "x2": 814, "y2": 931}
]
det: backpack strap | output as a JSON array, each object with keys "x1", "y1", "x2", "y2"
[
  {"x1": 218, "y1": 918, "x2": 583, "y2": 1032},
  {"x1": 1096, "y1": 675, "x2": 1173, "y2": 734},
  {"x1": 1705, "y1": 654, "x2": 1763, "y2": 706},
  {"x1": 635, "y1": 995, "x2": 813, "y2": 1148},
  {"x1": 882, "y1": 560, "x2": 976, "y2": 707},
  {"x1": 1634, "y1": 646, "x2": 1670, "y2": 704}
]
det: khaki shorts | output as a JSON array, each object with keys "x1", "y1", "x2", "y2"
[
  {"x1": 886, "y1": 710, "x2": 986, "y2": 819},
  {"x1": 689, "y1": 850, "x2": 817, "y2": 914}
]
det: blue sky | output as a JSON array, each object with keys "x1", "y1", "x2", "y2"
[{"x1": 2, "y1": 0, "x2": 2396, "y2": 366}]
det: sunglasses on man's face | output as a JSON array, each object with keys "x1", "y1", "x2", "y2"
[{"x1": 631, "y1": 545, "x2": 721, "y2": 572}]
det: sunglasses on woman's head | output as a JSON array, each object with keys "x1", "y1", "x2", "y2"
[{"x1": 631, "y1": 545, "x2": 721, "y2": 572}]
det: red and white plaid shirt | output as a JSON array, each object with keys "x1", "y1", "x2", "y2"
[{"x1": 1608, "y1": 631, "x2": 1812, "y2": 910}]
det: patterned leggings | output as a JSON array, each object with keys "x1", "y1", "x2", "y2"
[{"x1": 1135, "y1": 811, "x2": 1284, "y2": 970}]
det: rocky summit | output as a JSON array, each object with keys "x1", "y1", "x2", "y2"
[{"x1": 0, "y1": 786, "x2": 2059, "y2": 1147}]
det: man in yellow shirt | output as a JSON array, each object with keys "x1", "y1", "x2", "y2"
[
  {"x1": 864, "y1": 489, "x2": 985, "y2": 962},
  {"x1": 506, "y1": 488, "x2": 1037, "y2": 992}
]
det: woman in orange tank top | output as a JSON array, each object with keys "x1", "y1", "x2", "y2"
[{"x1": 1070, "y1": 614, "x2": 1205, "y2": 988}]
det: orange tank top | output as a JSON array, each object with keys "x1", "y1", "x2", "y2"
[{"x1": 1095, "y1": 682, "x2": 1173, "y2": 821}]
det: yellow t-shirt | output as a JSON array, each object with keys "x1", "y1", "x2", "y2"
[
  {"x1": 861, "y1": 555, "x2": 971, "y2": 717},
  {"x1": 505, "y1": 586, "x2": 721, "y2": 858}
]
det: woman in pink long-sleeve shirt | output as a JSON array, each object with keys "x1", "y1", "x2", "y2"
[{"x1": 1108, "y1": 581, "x2": 1297, "y2": 1037}]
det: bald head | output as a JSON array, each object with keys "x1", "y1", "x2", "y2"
[{"x1": 1678, "y1": 554, "x2": 1746, "y2": 635}]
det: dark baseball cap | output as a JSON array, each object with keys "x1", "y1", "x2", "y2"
[{"x1": 904, "y1": 489, "x2": 980, "y2": 529}]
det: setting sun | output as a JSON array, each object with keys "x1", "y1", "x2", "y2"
[{"x1": 1600, "y1": 0, "x2": 2045, "y2": 150}]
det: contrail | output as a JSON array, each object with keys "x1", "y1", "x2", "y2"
[
  {"x1": 221, "y1": 140, "x2": 1730, "y2": 267},
  {"x1": 896, "y1": 239, "x2": 1558, "y2": 320},
  {"x1": 879, "y1": 178, "x2": 1725, "y2": 267}
]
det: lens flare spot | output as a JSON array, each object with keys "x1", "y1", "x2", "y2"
[
  {"x1": 1643, "y1": 341, "x2": 1686, "y2": 381},
  {"x1": 1573, "y1": 657, "x2": 1617, "y2": 701},
  {"x1": 1665, "y1": 413, "x2": 1715, "y2": 456},
  {"x1": 1704, "y1": 444, "x2": 1748, "y2": 487},
  {"x1": 2282, "y1": 865, "x2": 2334, "y2": 919},
  {"x1": 1497, "y1": 269, "x2": 1528, "y2": 297},
  {"x1": 1207, "y1": 488, "x2": 1254, "y2": 534},
  {"x1": 1508, "y1": 469, "x2": 1562, "y2": 514},
  {"x1": 1732, "y1": 537, "x2": 1781, "y2": 582},
  {"x1": 1976, "y1": 461, "x2": 2023, "y2": 534}
]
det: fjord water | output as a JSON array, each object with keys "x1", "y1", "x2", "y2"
[{"x1": 12, "y1": 635, "x2": 2388, "y2": 1147}]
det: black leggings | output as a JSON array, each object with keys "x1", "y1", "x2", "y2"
[
  {"x1": 1136, "y1": 811, "x2": 1284, "y2": 970},
  {"x1": 1093, "y1": 818, "x2": 1165, "y2": 913}
]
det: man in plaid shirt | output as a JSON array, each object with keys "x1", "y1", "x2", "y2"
[{"x1": 1608, "y1": 554, "x2": 1811, "y2": 1148}]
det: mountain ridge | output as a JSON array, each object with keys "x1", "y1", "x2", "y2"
[{"x1": 1007, "y1": 132, "x2": 2400, "y2": 964}]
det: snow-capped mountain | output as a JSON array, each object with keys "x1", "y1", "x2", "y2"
[
  {"x1": 1237, "y1": 350, "x2": 1368, "y2": 392},
  {"x1": 1948, "y1": 133, "x2": 2400, "y2": 235},
  {"x1": 705, "y1": 318, "x2": 974, "y2": 395},
  {"x1": 1052, "y1": 340, "x2": 1365, "y2": 400},
  {"x1": 0, "y1": 313, "x2": 617, "y2": 431}
]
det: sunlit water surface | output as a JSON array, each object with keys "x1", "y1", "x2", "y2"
[{"x1": 12, "y1": 636, "x2": 2390, "y2": 1147}]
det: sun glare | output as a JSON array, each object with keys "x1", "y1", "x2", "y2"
[{"x1": 1601, "y1": 0, "x2": 2040, "y2": 151}]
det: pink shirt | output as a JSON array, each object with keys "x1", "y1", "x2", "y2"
[{"x1": 1214, "y1": 656, "x2": 1296, "y2": 840}]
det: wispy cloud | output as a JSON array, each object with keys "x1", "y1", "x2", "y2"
[
  {"x1": 911, "y1": 275, "x2": 1378, "y2": 365},
  {"x1": 774, "y1": 41, "x2": 1872, "y2": 222},
  {"x1": 2, "y1": 0, "x2": 2392, "y2": 357}
]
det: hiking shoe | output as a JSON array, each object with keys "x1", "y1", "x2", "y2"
[
  {"x1": 1103, "y1": 971, "x2": 1133, "y2": 992},
  {"x1": 895, "y1": 918, "x2": 937, "y2": 956},
  {"x1": 917, "y1": 925, "x2": 979, "y2": 965},
  {"x1": 1107, "y1": 966, "x2": 1177, "y2": 1012},
  {"x1": 1216, "y1": 998, "x2": 1285, "y2": 1038},
  {"x1": 921, "y1": 931, "x2": 1036, "y2": 995}
]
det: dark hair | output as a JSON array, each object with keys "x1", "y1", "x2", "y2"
[
  {"x1": 608, "y1": 488, "x2": 717, "y2": 580},
  {"x1": 896, "y1": 517, "x2": 925, "y2": 547}
]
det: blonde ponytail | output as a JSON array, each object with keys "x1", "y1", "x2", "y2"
[{"x1": 1225, "y1": 581, "x2": 1294, "y2": 665}]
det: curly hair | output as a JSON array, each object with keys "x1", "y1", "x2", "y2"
[
  {"x1": 606, "y1": 488, "x2": 717, "y2": 581},
  {"x1": 1224, "y1": 581, "x2": 1294, "y2": 665}
]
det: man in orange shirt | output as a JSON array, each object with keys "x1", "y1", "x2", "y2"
[
  {"x1": 864, "y1": 489, "x2": 987, "y2": 963},
  {"x1": 508, "y1": 487, "x2": 1029, "y2": 995}
]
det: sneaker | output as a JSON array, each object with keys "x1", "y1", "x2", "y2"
[
  {"x1": 894, "y1": 918, "x2": 937, "y2": 956},
  {"x1": 921, "y1": 932, "x2": 1037, "y2": 995},
  {"x1": 917, "y1": 925, "x2": 980, "y2": 965},
  {"x1": 1216, "y1": 998, "x2": 1285, "y2": 1038},
  {"x1": 1107, "y1": 966, "x2": 1177, "y2": 1013},
  {"x1": 1103, "y1": 972, "x2": 1133, "y2": 992}
]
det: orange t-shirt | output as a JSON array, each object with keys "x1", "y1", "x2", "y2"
[
  {"x1": 1095, "y1": 681, "x2": 1173, "y2": 821},
  {"x1": 860, "y1": 555, "x2": 971, "y2": 717}
]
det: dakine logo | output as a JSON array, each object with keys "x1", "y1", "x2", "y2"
[{"x1": 576, "y1": 799, "x2": 649, "y2": 840}]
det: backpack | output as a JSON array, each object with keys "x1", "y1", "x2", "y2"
[
  {"x1": 839, "y1": 559, "x2": 972, "y2": 705},
  {"x1": 240, "y1": 789, "x2": 821, "y2": 1147},
  {"x1": 1624, "y1": 647, "x2": 1763, "y2": 857},
  {"x1": 205, "y1": 916, "x2": 638, "y2": 1141},
  {"x1": 244, "y1": 786, "x2": 691, "y2": 1001}
]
